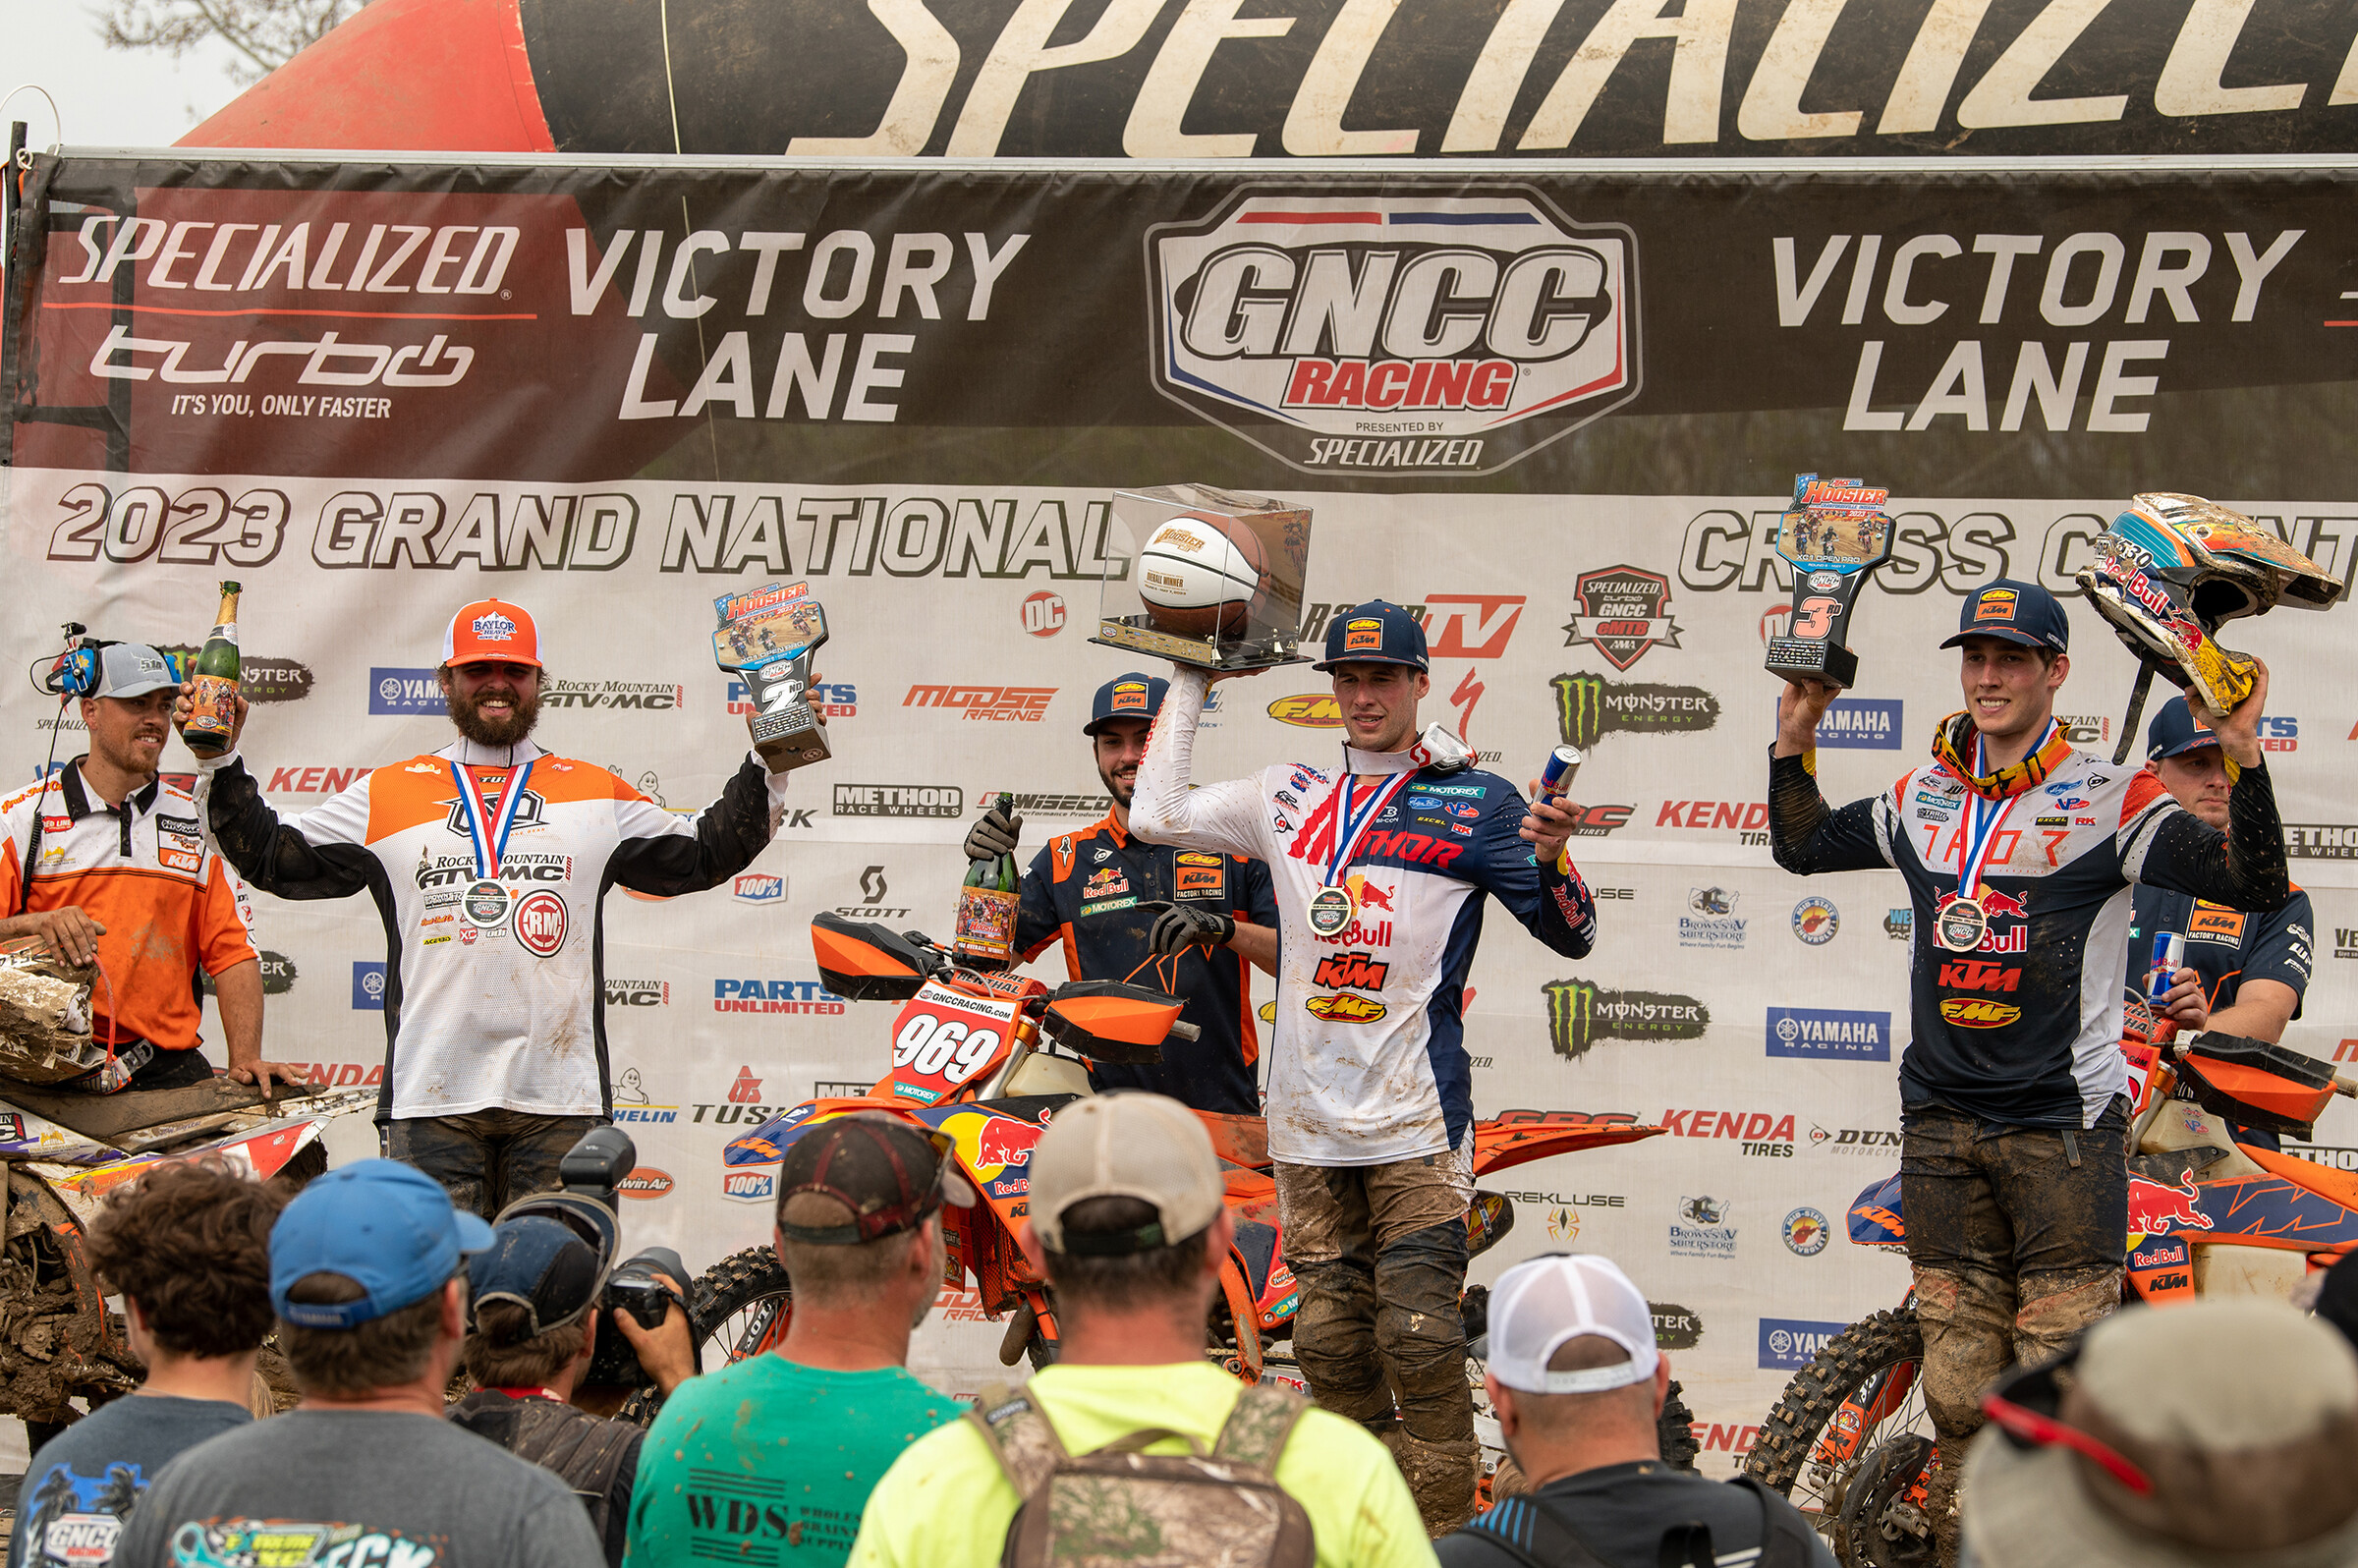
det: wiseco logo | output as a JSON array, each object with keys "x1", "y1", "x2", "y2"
[
  {"x1": 1150, "y1": 192, "x2": 1638, "y2": 476},
  {"x1": 1268, "y1": 695, "x2": 1343, "y2": 727}
]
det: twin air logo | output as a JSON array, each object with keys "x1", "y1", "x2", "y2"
[
  {"x1": 1148, "y1": 191, "x2": 1638, "y2": 476},
  {"x1": 1543, "y1": 980, "x2": 1709, "y2": 1060}
]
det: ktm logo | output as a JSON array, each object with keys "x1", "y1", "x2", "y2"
[
  {"x1": 1311, "y1": 951, "x2": 1388, "y2": 991},
  {"x1": 1306, "y1": 993, "x2": 1387, "y2": 1024},
  {"x1": 1938, "y1": 997, "x2": 2023, "y2": 1028},
  {"x1": 1936, "y1": 958, "x2": 2020, "y2": 992},
  {"x1": 1268, "y1": 695, "x2": 1344, "y2": 727}
]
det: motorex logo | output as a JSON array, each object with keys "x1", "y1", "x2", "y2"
[
  {"x1": 1760, "y1": 1317, "x2": 1848, "y2": 1370},
  {"x1": 1768, "y1": 1006, "x2": 1891, "y2": 1062},
  {"x1": 1148, "y1": 189, "x2": 1639, "y2": 477},
  {"x1": 1814, "y1": 698, "x2": 1903, "y2": 751},
  {"x1": 352, "y1": 961, "x2": 386, "y2": 1010},
  {"x1": 370, "y1": 667, "x2": 446, "y2": 715}
]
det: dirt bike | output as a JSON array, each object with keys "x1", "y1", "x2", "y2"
[
  {"x1": 667, "y1": 913, "x2": 1700, "y2": 1469},
  {"x1": 1742, "y1": 1004, "x2": 2358, "y2": 1565},
  {"x1": 0, "y1": 936, "x2": 373, "y2": 1430}
]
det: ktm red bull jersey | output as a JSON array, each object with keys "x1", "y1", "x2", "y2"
[
  {"x1": 1133, "y1": 669, "x2": 1597, "y2": 1165},
  {"x1": 1770, "y1": 737, "x2": 2290, "y2": 1129},
  {"x1": 199, "y1": 739, "x2": 787, "y2": 1120}
]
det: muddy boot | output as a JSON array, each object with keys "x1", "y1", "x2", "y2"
[
  {"x1": 1383, "y1": 1429, "x2": 1479, "y2": 1536},
  {"x1": 1921, "y1": 1435, "x2": 1971, "y2": 1567}
]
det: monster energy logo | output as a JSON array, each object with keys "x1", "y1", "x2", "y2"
[
  {"x1": 1549, "y1": 672, "x2": 1720, "y2": 749},
  {"x1": 1544, "y1": 980, "x2": 1711, "y2": 1060}
]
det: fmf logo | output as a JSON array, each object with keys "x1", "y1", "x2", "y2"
[
  {"x1": 1940, "y1": 997, "x2": 2023, "y2": 1028},
  {"x1": 1268, "y1": 695, "x2": 1343, "y2": 727},
  {"x1": 1149, "y1": 191, "x2": 1638, "y2": 476},
  {"x1": 1306, "y1": 993, "x2": 1387, "y2": 1024}
]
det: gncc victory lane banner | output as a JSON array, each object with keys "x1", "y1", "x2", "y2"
[{"x1": 9, "y1": 150, "x2": 2358, "y2": 1466}]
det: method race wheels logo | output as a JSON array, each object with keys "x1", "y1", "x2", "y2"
[{"x1": 1148, "y1": 190, "x2": 1638, "y2": 477}]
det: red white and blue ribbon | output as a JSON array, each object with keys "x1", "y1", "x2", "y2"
[
  {"x1": 1322, "y1": 765, "x2": 1419, "y2": 889},
  {"x1": 450, "y1": 759, "x2": 534, "y2": 879},
  {"x1": 1954, "y1": 720, "x2": 2052, "y2": 898}
]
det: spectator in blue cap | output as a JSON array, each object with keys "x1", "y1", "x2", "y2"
[
  {"x1": 959, "y1": 672, "x2": 1279, "y2": 1113},
  {"x1": 112, "y1": 1159, "x2": 602, "y2": 1568}
]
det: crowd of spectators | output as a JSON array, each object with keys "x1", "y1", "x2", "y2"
[{"x1": 19, "y1": 1102, "x2": 2358, "y2": 1568}]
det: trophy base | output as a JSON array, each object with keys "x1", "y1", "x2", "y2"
[
  {"x1": 1091, "y1": 617, "x2": 1308, "y2": 672},
  {"x1": 751, "y1": 712, "x2": 830, "y2": 773},
  {"x1": 1766, "y1": 640, "x2": 1858, "y2": 689}
]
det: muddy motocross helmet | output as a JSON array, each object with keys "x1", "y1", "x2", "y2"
[{"x1": 2073, "y1": 492, "x2": 2342, "y2": 715}]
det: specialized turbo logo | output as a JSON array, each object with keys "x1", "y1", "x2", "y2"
[
  {"x1": 1549, "y1": 672, "x2": 1719, "y2": 749},
  {"x1": 1148, "y1": 190, "x2": 1638, "y2": 476},
  {"x1": 1543, "y1": 980, "x2": 1710, "y2": 1060}
]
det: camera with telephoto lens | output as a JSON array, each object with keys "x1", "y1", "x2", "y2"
[{"x1": 533, "y1": 1127, "x2": 699, "y2": 1389}]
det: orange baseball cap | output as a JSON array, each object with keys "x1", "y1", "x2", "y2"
[{"x1": 443, "y1": 599, "x2": 540, "y2": 667}]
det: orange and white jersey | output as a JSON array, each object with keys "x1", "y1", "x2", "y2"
[
  {"x1": 0, "y1": 763, "x2": 258, "y2": 1053},
  {"x1": 200, "y1": 738, "x2": 787, "y2": 1121}
]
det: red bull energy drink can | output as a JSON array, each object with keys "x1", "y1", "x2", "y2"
[
  {"x1": 1540, "y1": 746, "x2": 1583, "y2": 799},
  {"x1": 2145, "y1": 930, "x2": 2185, "y2": 1003}
]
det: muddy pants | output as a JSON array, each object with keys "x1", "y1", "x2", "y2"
[
  {"x1": 386, "y1": 1109, "x2": 606, "y2": 1220},
  {"x1": 1900, "y1": 1097, "x2": 2126, "y2": 1560},
  {"x1": 1273, "y1": 1150, "x2": 1476, "y2": 1535}
]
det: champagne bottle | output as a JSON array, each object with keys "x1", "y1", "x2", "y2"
[
  {"x1": 954, "y1": 793, "x2": 1022, "y2": 970},
  {"x1": 182, "y1": 581, "x2": 242, "y2": 757}
]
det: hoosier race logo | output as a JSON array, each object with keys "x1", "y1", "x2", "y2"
[{"x1": 1148, "y1": 190, "x2": 1638, "y2": 477}]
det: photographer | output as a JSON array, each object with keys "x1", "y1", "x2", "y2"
[{"x1": 447, "y1": 1213, "x2": 698, "y2": 1566}]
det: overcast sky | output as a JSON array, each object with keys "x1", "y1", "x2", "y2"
[{"x1": 6, "y1": 2, "x2": 250, "y2": 149}]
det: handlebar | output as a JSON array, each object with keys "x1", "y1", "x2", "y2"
[{"x1": 1168, "y1": 1021, "x2": 1201, "y2": 1043}]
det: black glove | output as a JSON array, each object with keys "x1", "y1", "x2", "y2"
[
  {"x1": 962, "y1": 803, "x2": 1022, "y2": 862},
  {"x1": 1149, "y1": 901, "x2": 1235, "y2": 957}
]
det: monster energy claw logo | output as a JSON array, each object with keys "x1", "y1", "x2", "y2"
[
  {"x1": 1550, "y1": 672, "x2": 1720, "y2": 749},
  {"x1": 1544, "y1": 979, "x2": 1711, "y2": 1059}
]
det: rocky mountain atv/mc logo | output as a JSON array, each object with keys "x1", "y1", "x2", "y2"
[{"x1": 1148, "y1": 190, "x2": 1638, "y2": 477}]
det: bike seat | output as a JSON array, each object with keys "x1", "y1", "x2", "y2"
[
  {"x1": 0, "y1": 1075, "x2": 327, "y2": 1146},
  {"x1": 1195, "y1": 1111, "x2": 1270, "y2": 1171}
]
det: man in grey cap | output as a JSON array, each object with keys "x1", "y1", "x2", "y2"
[
  {"x1": 1965, "y1": 1298, "x2": 2358, "y2": 1566},
  {"x1": 0, "y1": 641, "x2": 305, "y2": 1092}
]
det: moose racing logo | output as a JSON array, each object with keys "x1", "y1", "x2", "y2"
[{"x1": 1148, "y1": 191, "x2": 1638, "y2": 476}]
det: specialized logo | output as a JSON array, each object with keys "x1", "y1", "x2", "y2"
[
  {"x1": 1939, "y1": 997, "x2": 2023, "y2": 1028},
  {"x1": 904, "y1": 685, "x2": 1054, "y2": 722},
  {"x1": 1311, "y1": 951, "x2": 1389, "y2": 990},
  {"x1": 1768, "y1": 1007, "x2": 1889, "y2": 1062},
  {"x1": 1790, "y1": 896, "x2": 1839, "y2": 945},
  {"x1": 1267, "y1": 695, "x2": 1344, "y2": 727},
  {"x1": 1814, "y1": 698, "x2": 1903, "y2": 751},
  {"x1": 1544, "y1": 980, "x2": 1709, "y2": 1060},
  {"x1": 1782, "y1": 1207, "x2": 1830, "y2": 1256},
  {"x1": 1306, "y1": 992, "x2": 1387, "y2": 1024},
  {"x1": 513, "y1": 890, "x2": 567, "y2": 956},
  {"x1": 1550, "y1": 671, "x2": 1718, "y2": 749},
  {"x1": 1561, "y1": 566, "x2": 1680, "y2": 670},
  {"x1": 1149, "y1": 190, "x2": 1639, "y2": 476}
]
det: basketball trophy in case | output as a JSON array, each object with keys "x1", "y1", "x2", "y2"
[
  {"x1": 1091, "y1": 484, "x2": 1312, "y2": 671},
  {"x1": 713, "y1": 581, "x2": 830, "y2": 771},
  {"x1": 1764, "y1": 474, "x2": 1896, "y2": 691}
]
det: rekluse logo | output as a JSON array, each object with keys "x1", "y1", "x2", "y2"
[{"x1": 1149, "y1": 190, "x2": 1638, "y2": 477}]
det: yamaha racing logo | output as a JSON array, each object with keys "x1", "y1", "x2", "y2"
[{"x1": 1149, "y1": 191, "x2": 1638, "y2": 476}]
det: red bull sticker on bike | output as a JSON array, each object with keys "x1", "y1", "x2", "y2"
[
  {"x1": 938, "y1": 1109, "x2": 1042, "y2": 1203},
  {"x1": 2127, "y1": 1174, "x2": 2358, "y2": 1252}
]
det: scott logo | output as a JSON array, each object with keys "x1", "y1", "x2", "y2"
[
  {"x1": 1150, "y1": 192, "x2": 1638, "y2": 476},
  {"x1": 1305, "y1": 992, "x2": 1387, "y2": 1024},
  {"x1": 1312, "y1": 951, "x2": 1389, "y2": 991}
]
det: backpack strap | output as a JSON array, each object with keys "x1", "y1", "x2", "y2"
[
  {"x1": 1726, "y1": 1474, "x2": 1819, "y2": 1568},
  {"x1": 1457, "y1": 1493, "x2": 1615, "y2": 1568},
  {"x1": 965, "y1": 1382, "x2": 1075, "y2": 1502},
  {"x1": 1209, "y1": 1381, "x2": 1309, "y2": 1472}
]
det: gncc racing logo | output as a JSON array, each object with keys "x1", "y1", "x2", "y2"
[{"x1": 1149, "y1": 191, "x2": 1638, "y2": 476}]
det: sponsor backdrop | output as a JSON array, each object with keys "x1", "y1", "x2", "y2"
[{"x1": 9, "y1": 153, "x2": 2358, "y2": 1470}]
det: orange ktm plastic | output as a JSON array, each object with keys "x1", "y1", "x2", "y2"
[
  {"x1": 1050, "y1": 993, "x2": 1183, "y2": 1049},
  {"x1": 811, "y1": 924, "x2": 920, "y2": 980},
  {"x1": 1472, "y1": 1118, "x2": 1664, "y2": 1177},
  {"x1": 2247, "y1": 1145, "x2": 2358, "y2": 1211},
  {"x1": 1196, "y1": 1112, "x2": 1271, "y2": 1171},
  {"x1": 2188, "y1": 1056, "x2": 2336, "y2": 1130}
]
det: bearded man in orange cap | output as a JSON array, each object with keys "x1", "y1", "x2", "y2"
[{"x1": 188, "y1": 598, "x2": 800, "y2": 1215}]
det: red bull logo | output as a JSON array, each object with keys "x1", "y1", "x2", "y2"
[
  {"x1": 942, "y1": 1109, "x2": 1041, "y2": 1189},
  {"x1": 1346, "y1": 873, "x2": 1396, "y2": 912},
  {"x1": 2127, "y1": 1173, "x2": 2212, "y2": 1236}
]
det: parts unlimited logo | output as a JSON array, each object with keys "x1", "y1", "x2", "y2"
[
  {"x1": 1549, "y1": 671, "x2": 1718, "y2": 749},
  {"x1": 1147, "y1": 190, "x2": 1638, "y2": 477},
  {"x1": 1543, "y1": 980, "x2": 1709, "y2": 1060}
]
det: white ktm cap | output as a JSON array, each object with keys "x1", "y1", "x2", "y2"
[{"x1": 1488, "y1": 1254, "x2": 1661, "y2": 1394}]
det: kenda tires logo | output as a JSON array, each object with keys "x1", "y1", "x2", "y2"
[{"x1": 1148, "y1": 190, "x2": 1639, "y2": 477}]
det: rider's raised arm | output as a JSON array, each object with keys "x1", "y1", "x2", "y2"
[
  {"x1": 2122, "y1": 759, "x2": 2292, "y2": 913},
  {"x1": 1768, "y1": 748, "x2": 1898, "y2": 877},
  {"x1": 608, "y1": 755, "x2": 787, "y2": 897},
  {"x1": 1128, "y1": 668, "x2": 1271, "y2": 863},
  {"x1": 197, "y1": 753, "x2": 375, "y2": 899}
]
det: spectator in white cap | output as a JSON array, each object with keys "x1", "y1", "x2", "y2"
[
  {"x1": 1438, "y1": 1255, "x2": 1830, "y2": 1568},
  {"x1": 1964, "y1": 1297, "x2": 2358, "y2": 1567},
  {"x1": 848, "y1": 1092, "x2": 1436, "y2": 1568}
]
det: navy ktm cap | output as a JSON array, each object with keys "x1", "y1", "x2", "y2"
[
  {"x1": 1941, "y1": 579, "x2": 2070, "y2": 654},
  {"x1": 2146, "y1": 696, "x2": 2221, "y2": 761},
  {"x1": 1314, "y1": 600, "x2": 1428, "y2": 673},
  {"x1": 1086, "y1": 674, "x2": 1168, "y2": 736}
]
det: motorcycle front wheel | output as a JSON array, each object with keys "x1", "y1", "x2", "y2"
[
  {"x1": 619, "y1": 1245, "x2": 795, "y2": 1426},
  {"x1": 1742, "y1": 1306, "x2": 1931, "y2": 1567}
]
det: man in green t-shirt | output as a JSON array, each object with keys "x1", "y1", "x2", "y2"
[
  {"x1": 624, "y1": 1116, "x2": 971, "y2": 1566},
  {"x1": 847, "y1": 1093, "x2": 1437, "y2": 1567}
]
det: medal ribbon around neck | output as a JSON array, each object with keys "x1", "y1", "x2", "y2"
[
  {"x1": 450, "y1": 758, "x2": 535, "y2": 879},
  {"x1": 1953, "y1": 721, "x2": 2051, "y2": 904},
  {"x1": 1323, "y1": 763, "x2": 1419, "y2": 890}
]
